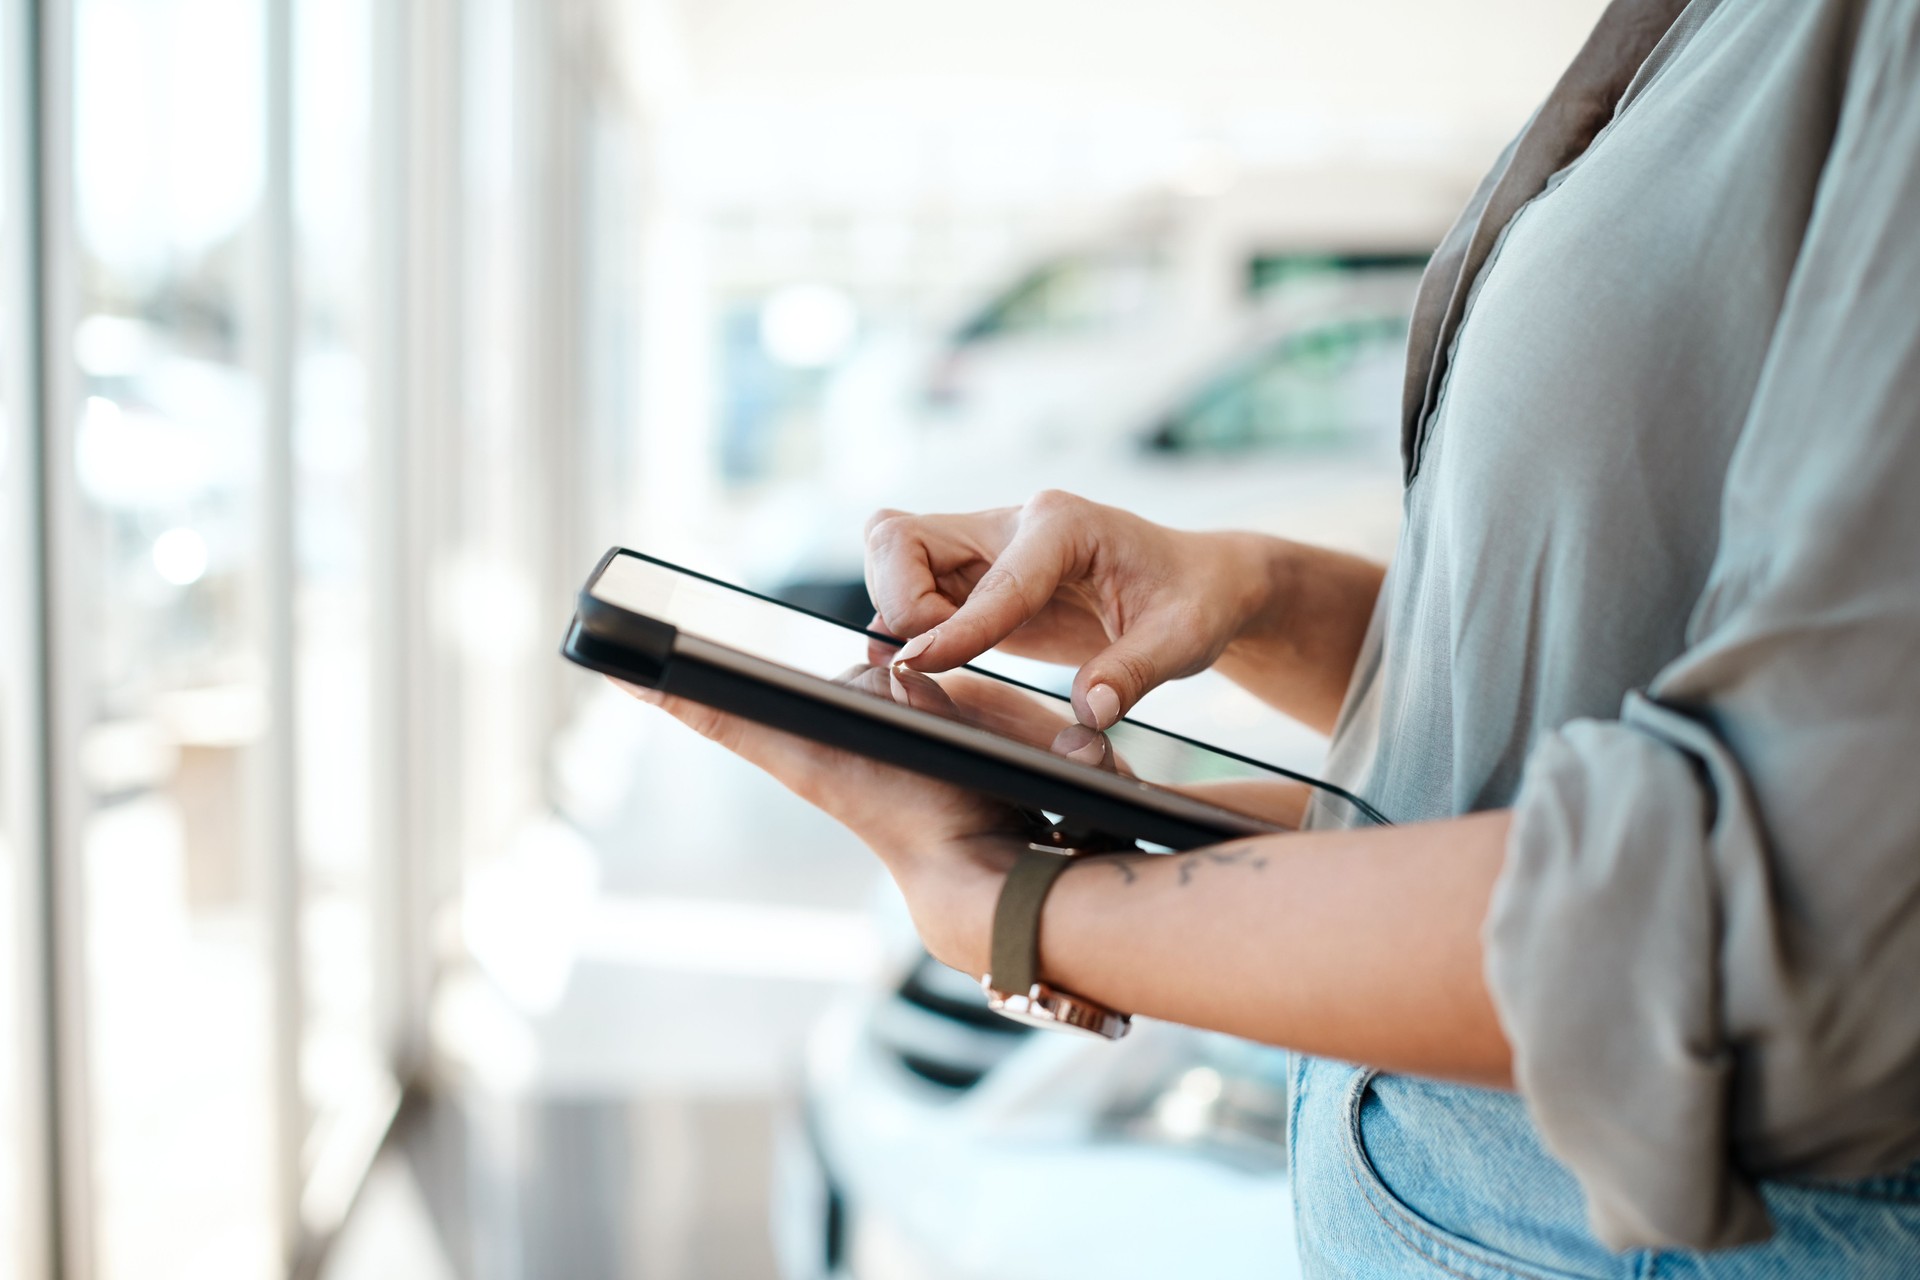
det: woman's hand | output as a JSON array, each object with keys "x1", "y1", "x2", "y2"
[
  {"x1": 865, "y1": 491, "x2": 1387, "y2": 734},
  {"x1": 612, "y1": 678, "x2": 1517, "y2": 1088},
  {"x1": 864, "y1": 490, "x2": 1276, "y2": 729},
  {"x1": 610, "y1": 676, "x2": 1025, "y2": 975}
]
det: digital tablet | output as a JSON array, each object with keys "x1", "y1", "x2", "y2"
[{"x1": 560, "y1": 548, "x2": 1387, "y2": 850}]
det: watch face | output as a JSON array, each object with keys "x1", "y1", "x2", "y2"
[{"x1": 984, "y1": 983, "x2": 1130, "y2": 1040}]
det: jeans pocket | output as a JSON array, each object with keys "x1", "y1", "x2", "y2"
[{"x1": 1339, "y1": 1069, "x2": 1608, "y2": 1280}]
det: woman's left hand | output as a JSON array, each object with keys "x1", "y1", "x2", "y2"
[
  {"x1": 610, "y1": 675, "x2": 1028, "y2": 975},
  {"x1": 611, "y1": 676, "x2": 1519, "y2": 1089}
]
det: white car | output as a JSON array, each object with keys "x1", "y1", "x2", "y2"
[
  {"x1": 774, "y1": 944, "x2": 1304, "y2": 1280},
  {"x1": 744, "y1": 270, "x2": 1421, "y2": 619},
  {"x1": 905, "y1": 164, "x2": 1464, "y2": 449}
]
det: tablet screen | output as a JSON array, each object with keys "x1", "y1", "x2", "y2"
[{"x1": 589, "y1": 550, "x2": 1381, "y2": 832}]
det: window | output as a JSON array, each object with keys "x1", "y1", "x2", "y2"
[
  {"x1": 69, "y1": 0, "x2": 280, "y2": 1273},
  {"x1": 9, "y1": 1, "x2": 635, "y2": 1272},
  {"x1": 293, "y1": 0, "x2": 386, "y2": 1179}
]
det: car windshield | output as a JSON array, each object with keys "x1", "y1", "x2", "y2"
[
  {"x1": 1149, "y1": 314, "x2": 1411, "y2": 455},
  {"x1": 955, "y1": 250, "x2": 1168, "y2": 343}
]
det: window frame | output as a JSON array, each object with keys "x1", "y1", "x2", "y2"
[{"x1": 1, "y1": 2, "x2": 61, "y2": 1277}]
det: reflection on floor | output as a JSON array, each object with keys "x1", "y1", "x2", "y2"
[
  {"x1": 327, "y1": 694, "x2": 884, "y2": 1280},
  {"x1": 325, "y1": 1088, "x2": 782, "y2": 1280}
]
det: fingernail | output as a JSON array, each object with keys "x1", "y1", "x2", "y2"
[
  {"x1": 1085, "y1": 683, "x2": 1121, "y2": 730},
  {"x1": 895, "y1": 629, "x2": 936, "y2": 666},
  {"x1": 1067, "y1": 737, "x2": 1107, "y2": 765}
]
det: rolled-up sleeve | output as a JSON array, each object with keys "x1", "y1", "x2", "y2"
[{"x1": 1485, "y1": 2, "x2": 1920, "y2": 1252}]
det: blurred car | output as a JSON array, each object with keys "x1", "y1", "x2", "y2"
[
  {"x1": 912, "y1": 164, "x2": 1457, "y2": 431},
  {"x1": 748, "y1": 268, "x2": 1423, "y2": 625},
  {"x1": 773, "y1": 944, "x2": 1303, "y2": 1280}
]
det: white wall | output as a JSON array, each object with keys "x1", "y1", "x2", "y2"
[
  {"x1": 678, "y1": 0, "x2": 1603, "y2": 121},
  {"x1": 609, "y1": 0, "x2": 1611, "y2": 213}
]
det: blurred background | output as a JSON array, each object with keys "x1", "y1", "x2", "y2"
[{"x1": 0, "y1": 1, "x2": 1607, "y2": 1277}]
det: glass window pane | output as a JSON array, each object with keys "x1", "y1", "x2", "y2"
[
  {"x1": 454, "y1": 0, "x2": 549, "y2": 877},
  {"x1": 71, "y1": 0, "x2": 278, "y2": 1274},
  {"x1": 293, "y1": 0, "x2": 383, "y2": 1157}
]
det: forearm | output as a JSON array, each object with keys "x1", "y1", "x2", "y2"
[
  {"x1": 629, "y1": 628, "x2": 1507, "y2": 1084},
  {"x1": 1210, "y1": 534, "x2": 1386, "y2": 734},
  {"x1": 1037, "y1": 810, "x2": 1514, "y2": 1087}
]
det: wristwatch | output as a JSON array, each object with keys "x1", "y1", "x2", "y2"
[{"x1": 980, "y1": 827, "x2": 1133, "y2": 1040}]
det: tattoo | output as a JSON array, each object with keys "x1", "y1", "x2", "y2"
[
  {"x1": 1097, "y1": 853, "x2": 1154, "y2": 884},
  {"x1": 1092, "y1": 841, "x2": 1269, "y2": 887}
]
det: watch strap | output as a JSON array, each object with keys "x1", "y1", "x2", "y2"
[{"x1": 988, "y1": 844, "x2": 1076, "y2": 996}]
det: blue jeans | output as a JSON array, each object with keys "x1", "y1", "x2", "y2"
[{"x1": 1288, "y1": 1056, "x2": 1920, "y2": 1279}]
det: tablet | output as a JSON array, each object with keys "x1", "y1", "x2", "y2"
[{"x1": 560, "y1": 547, "x2": 1387, "y2": 850}]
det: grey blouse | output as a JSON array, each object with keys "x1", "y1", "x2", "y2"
[{"x1": 1313, "y1": 0, "x2": 1920, "y2": 1252}]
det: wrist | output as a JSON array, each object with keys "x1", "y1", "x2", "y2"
[
  {"x1": 1211, "y1": 532, "x2": 1305, "y2": 670},
  {"x1": 899, "y1": 833, "x2": 1019, "y2": 977},
  {"x1": 979, "y1": 844, "x2": 1133, "y2": 1039}
]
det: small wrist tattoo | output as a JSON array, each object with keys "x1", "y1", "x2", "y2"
[{"x1": 1090, "y1": 841, "x2": 1269, "y2": 887}]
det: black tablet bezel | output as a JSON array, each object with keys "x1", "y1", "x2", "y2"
[{"x1": 561, "y1": 547, "x2": 1376, "y2": 849}]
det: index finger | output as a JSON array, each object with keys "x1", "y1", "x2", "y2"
[{"x1": 894, "y1": 526, "x2": 1070, "y2": 672}]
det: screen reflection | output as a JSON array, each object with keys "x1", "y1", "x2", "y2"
[{"x1": 842, "y1": 661, "x2": 1314, "y2": 830}]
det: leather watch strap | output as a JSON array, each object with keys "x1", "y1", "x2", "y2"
[{"x1": 988, "y1": 845, "x2": 1076, "y2": 996}]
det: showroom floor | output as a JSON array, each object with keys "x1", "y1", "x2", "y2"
[
  {"x1": 323, "y1": 1090, "x2": 783, "y2": 1280},
  {"x1": 324, "y1": 690, "x2": 883, "y2": 1280}
]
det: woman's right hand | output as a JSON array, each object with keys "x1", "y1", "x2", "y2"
[{"x1": 863, "y1": 490, "x2": 1277, "y2": 730}]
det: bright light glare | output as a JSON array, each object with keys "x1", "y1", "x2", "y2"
[
  {"x1": 1152, "y1": 1065, "x2": 1225, "y2": 1140},
  {"x1": 759, "y1": 284, "x2": 858, "y2": 369},
  {"x1": 580, "y1": 897, "x2": 881, "y2": 983},
  {"x1": 74, "y1": 314, "x2": 155, "y2": 377},
  {"x1": 75, "y1": 0, "x2": 264, "y2": 279},
  {"x1": 76, "y1": 395, "x2": 222, "y2": 507},
  {"x1": 151, "y1": 527, "x2": 208, "y2": 586}
]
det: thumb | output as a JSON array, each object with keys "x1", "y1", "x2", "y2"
[{"x1": 1071, "y1": 622, "x2": 1210, "y2": 730}]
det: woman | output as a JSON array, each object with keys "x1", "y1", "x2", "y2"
[{"x1": 622, "y1": 0, "x2": 1920, "y2": 1273}]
